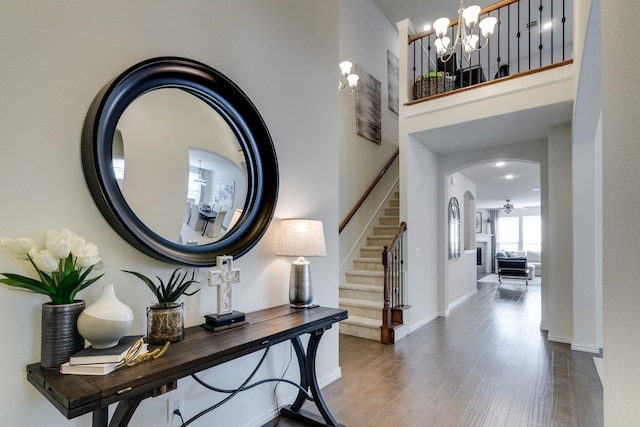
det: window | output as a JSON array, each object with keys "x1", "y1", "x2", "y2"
[
  {"x1": 497, "y1": 214, "x2": 542, "y2": 253},
  {"x1": 187, "y1": 172, "x2": 202, "y2": 203},
  {"x1": 523, "y1": 216, "x2": 541, "y2": 252},
  {"x1": 497, "y1": 216, "x2": 519, "y2": 251}
]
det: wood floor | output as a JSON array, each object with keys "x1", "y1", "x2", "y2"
[{"x1": 264, "y1": 281, "x2": 603, "y2": 427}]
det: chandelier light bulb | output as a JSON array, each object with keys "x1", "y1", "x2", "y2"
[
  {"x1": 462, "y1": 5, "x2": 481, "y2": 28},
  {"x1": 433, "y1": 17, "x2": 450, "y2": 38},
  {"x1": 479, "y1": 16, "x2": 498, "y2": 38}
]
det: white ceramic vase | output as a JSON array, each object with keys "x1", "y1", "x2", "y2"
[{"x1": 77, "y1": 284, "x2": 134, "y2": 349}]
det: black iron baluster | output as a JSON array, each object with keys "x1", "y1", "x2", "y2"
[
  {"x1": 517, "y1": 0, "x2": 521, "y2": 73},
  {"x1": 495, "y1": 9, "x2": 501, "y2": 80},
  {"x1": 550, "y1": 0, "x2": 554, "y2": 64},
  {"x1": 539, "y1": 0, "x2": 543, "y2": 67},
  {"x1": 528, "y1": 0, "x2": 531, "y2": 70},
  {"x1": 507, "y1": 4, "x2": 510, "y2": 76},
  {"x1": 420, "y1": 37, "x2": 425, "y2": 97},
  {"x1": 412, "y1": 40, "x2": 417, "y2": 99},
  {"x1": 562, "y1": 0, "x2": 566, "y2": 61},
  {"x1": 490, "y1": 13, "x2": 499, "y2": 81}
]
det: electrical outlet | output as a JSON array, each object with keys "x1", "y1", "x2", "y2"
[{"x1": 167, "y1": 394, "x2": 184, "y2": 425}]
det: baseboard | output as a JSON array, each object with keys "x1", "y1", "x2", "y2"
[
  {"x1": 571, "y1": 341, "x2": 601, "y2": 354},
  {"x1": 410, "y1": 312, "x2": 438, "y2": 333},
  {"x1": 539, "y1": 323, "x2": 549, "y2": 331},
  {"x1": 448, "y1": 289, "x2": 478, "y2": 310},
  {"x1": 318, "y1": 367, "x2": 342, "y2": 388},
  {"x1": 392, "y1": 323, "x2": 410, "y2": 342},
  {"x1": 547, "y1": 333, "x2": 572, "y2": 344},
  {"x1": 238, "y1": 367, "x2": 342, "y2": 427},
  {"x1": 438, "y1": 310, "x2": 450, "y2": 317},
  {"x1": 593, "y1": 357, "x2": 603, "y2": 383}
]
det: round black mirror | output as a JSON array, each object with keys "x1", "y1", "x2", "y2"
[{"x1": 82, "y1": 57, "x2": 278, "y2": 266}]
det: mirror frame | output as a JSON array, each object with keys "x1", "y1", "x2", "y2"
[{"x1": 81, "y1": 57, "x2": 278, "y2": 266}]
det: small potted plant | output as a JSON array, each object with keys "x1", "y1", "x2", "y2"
[{"x1": 123, "y1": 268, "x2": 199, "y2": 344}]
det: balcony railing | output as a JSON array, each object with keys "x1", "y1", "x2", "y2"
[{"x1": 408, "y1": 0, "x2": 572, "y2": 101}]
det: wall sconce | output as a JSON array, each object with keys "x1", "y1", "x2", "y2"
[
  {"x1": 276, "y1": 219, "x2": 326, "y2": 308},
  {"x1": 338, "y1": 61, "x2": 359, "y2": 96}
]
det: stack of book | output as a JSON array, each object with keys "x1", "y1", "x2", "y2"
[{"x1": 60, "y1": 335, "x2": 146, "y2": 375}]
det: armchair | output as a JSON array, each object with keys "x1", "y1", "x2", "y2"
[{"x1": 495, "y1": 251, "x2": 533, "y2": 285}]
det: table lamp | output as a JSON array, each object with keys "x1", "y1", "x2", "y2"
[{"x1": 276, "y1": 219, "x2": 326, "y2": 308}]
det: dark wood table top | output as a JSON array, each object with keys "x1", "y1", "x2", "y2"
[{"x1": 27, "y1": 305, "x2": 348, "y2": 420}]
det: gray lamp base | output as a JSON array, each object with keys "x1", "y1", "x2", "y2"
[{"x1": 289, "y1": 260, "x2": 313, "y2": 308}]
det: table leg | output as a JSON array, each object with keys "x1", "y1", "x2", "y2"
[
  {"x1": 91, "y1": 394, "x2": 144, "y2": 427},
  {"x1": 280, "y1": 329, "x2": 342, "y2": 427},
  {"x1": 92, "y1": 407, "x2": 108, "y2": 427}
]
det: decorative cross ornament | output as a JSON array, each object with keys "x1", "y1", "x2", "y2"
[{"x1": 207, "y1": 256, "x2": 240, "y2": 315}]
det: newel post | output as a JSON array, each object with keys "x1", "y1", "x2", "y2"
[{"x1": 381, "y1": 246, "x2": 392, "y2": 345}]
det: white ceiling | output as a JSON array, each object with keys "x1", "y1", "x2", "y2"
[
  {"x1": 370, "y1": 0, "x2": 571, "y2": 209},
  {"x1": 459, "y1": 160, "x2": 540, "y2": 209},
  {"x1": 410, "y1": 102, "x2": 572, "y2": 156},
  {"x1": 372, "y1": 0, "x2": 497, "y2": 33}
]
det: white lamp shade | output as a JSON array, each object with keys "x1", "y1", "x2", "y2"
[
  {"x1": 346, "y1": 73, "x2": 359, "y2": 88},
  {"x1": 277, "y1": 219, "x2": 327, "y2": 257},
  {"x1": 433, "y1": 17, "x2": 450, "y2": 38},
  {"x1": 435, "y1": 36, "x2": 451, "y2": 53},
  {"x1": 462, "y1": 5, "x2": 481, "y2": 28},
  {"x1": 464, "y1": 34, "x2": 479, "y2": 53},
  {"x1": 479, "y1": 16, "x2": 498, "y2": 38},
  {"x1": 339, "y1": 61, "x2": 353, "y2": 77}
]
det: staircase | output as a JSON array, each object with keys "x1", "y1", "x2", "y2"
[{"x1": 339, "y1": 192, "x2": 402, "y2": 341}]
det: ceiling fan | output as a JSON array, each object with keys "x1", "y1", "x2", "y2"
[
  {"x1": 501, "y1": 199, "x2": 528, "y2": 214},
  {"x1": 503, "y1": 199, "x2": 514, "y2": 214}
]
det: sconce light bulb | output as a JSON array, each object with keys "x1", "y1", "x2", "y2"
[
  {"x1": 339, "y1": 61, "x2": 353, "y2": 77},
  {"x1": 346, "y1": 73, "x2": 359, "y2": 89}
]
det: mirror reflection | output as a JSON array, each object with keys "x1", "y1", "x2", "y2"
[
  {"x1": 448, "y1": 197, "x2": 461, "y2": 259},
  {"x1": 114, "y1": 89, "x2": 248, "y2": 246}
]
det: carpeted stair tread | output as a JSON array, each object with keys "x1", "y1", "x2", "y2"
[
  {"x1": 341, "y1": 315, "x2": 381, "y2": 328},
  {"x1": 339, "y1": 297, "x2": 384, "y2": 309}
]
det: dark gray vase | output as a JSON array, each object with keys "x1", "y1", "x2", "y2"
[{"x1": 40, "y1": 300, "x2": 86, "y2": 369}]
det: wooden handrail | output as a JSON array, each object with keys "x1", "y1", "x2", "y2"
[
  {"x1": 339, "y1": 149, "x2": 399, "y2": 234},
  {"x1": 381, "y1": 222, "x2": 407, "y2": 345},
  {"x1": 408, "y1": 0, "x2": 520, "y2": 43}
]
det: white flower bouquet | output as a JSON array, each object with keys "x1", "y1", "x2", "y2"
[{"x1": 0, "y1": 228, "x2": 104, "y2": 304}]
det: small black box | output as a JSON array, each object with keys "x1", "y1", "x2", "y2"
[{"x1": 204, "y1": 311, "x2": 246, "y2": 328}]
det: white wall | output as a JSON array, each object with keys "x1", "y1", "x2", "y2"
[
  {"x1": 0, "y1": 2, "x2": 339, "y2": 426},
  {"x1": 339, "y1": 0, "x2": 399, "y2": 224},
  {"x1": 402, "y1": 135, "x2": 440, "y2": 329},
  {"x1": 446, "y1": 173, "x2": 478, "y2": 307},
  {"x1": 572, "y1": 0, "x2": 603, "y2": 354},
  {"x1": 602, "y1": 0, "x2": 640, "y2": 423},
  {"x1": 547, "y1": 124, "x2": 573, "y2": 344}
]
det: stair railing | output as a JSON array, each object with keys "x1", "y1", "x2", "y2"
[
  {"x1": 381, "y1": 221, "x2": 407, "y2": 345},
  {"x1": 408, "y1": 0, "x2": 572, "y2": 102},
  {"x1": 339, "y1": 150, "x2": 399, "y2": 234}
]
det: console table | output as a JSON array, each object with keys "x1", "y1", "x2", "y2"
[{"x1": 26, "y1": 305, "x2": 348, "y2": 427}]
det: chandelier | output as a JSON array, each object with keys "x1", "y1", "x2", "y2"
[
  {"x1": 338, "y1": 61, "x2": 359, "y2": 96},
  {"x1": 503, "y1": 199, "x2": 514, "y2": 214},
  {"x1": 194, "y1": 160, "x2": 207, "y2": 186},
  {"x1": 433, "y1": 0, "x2": 497, "y2": 62}
]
